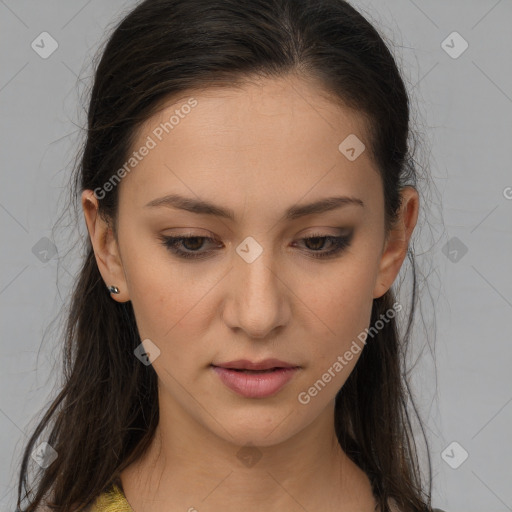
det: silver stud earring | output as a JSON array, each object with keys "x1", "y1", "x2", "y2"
[{"x1": 108, "y1": 285, "x2": 120, "y2": 294}]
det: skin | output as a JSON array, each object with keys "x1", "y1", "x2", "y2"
[{"x1": 82, "y1": 74, "x2": 418, "y2": 512}]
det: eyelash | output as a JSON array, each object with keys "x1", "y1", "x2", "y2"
[{"x1": 158, "y1": 232, "x2": 352, "y2": 260}]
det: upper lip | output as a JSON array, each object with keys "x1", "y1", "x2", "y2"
[{"x1": 212, "y1": 359, "x2": 298, "y2": 370}]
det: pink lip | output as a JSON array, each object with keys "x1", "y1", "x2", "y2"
[
  {"x1": 211, "y1": 360, "x2": 300, "y2": 398},
  {"x1": 212, "y1": 358, "x2": 296, "y2": 371}
]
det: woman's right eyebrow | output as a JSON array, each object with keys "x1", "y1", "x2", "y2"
[{"x1": 144, "y1": 193, "x2": 364, "y2": 223}]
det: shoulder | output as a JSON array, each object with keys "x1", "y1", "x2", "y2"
[{"x1": 81, "y1": 483, "x2": 133, "y2": 512}]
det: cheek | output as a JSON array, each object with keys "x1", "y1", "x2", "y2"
[
  {"x1": 120, "y1": 237, "x2": 209, "y2": 348},
  {"x1": 304, "y1": 253, "x2": 379, "y2": 374},
  {"x1": 123, "y1": 252, "x2": 241, "y2": 385},
  {"x1": 128, "y1": 278, "x2": 211, "y2": 377},
  {"x1": 299, "y1": 282, "x2": 373, "y2": 406},
  {"x1": 130, "y1": 282, "x2": 211, "y2": 357},
  {"x1": 315, "y1": 257, "x2": 377, "y2": 327}
]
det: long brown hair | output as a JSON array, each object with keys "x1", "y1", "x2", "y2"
[{"x1": 16, "y1": 1, "x2": 437, "y2": 511}]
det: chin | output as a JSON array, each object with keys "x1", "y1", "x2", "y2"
[{"x1": 207, "y1": 408, "x2": 304, "y2": 449}]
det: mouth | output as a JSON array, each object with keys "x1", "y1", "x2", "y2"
[{"x1": 210, "y1": 360, "x2": 300, "y2": 398}]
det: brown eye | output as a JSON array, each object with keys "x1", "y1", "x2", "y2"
[
  {"x1": 159, "y1": 235, "x2": 222, "y2": 260},
  {"x1": 294, "y1": 232, "x2": 353, "y2": 259},
  {"x1": 180, "y1": 236, "x2": 206, "y2": 251},
  {"x1": 303, "y1": 236, "x2": 328, "y2": 251}
]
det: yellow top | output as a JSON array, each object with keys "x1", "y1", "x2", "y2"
[
  {"x1": 87, "y1": 483, "x2": 133, "y2": 512},
  {"x1": 86, "y1": 482, "x2": 445, "y2": 512}
]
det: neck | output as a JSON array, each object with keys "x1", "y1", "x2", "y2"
[{"x1": 120, "y1": 397, "x2": 376, "y2": 512}]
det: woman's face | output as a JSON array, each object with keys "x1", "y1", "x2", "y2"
[{"x1": 84, "y1": 74, "x2": 416, "y2": 448}]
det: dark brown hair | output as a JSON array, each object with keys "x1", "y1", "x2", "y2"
[{"x1": 16, "y1": 1, "x2": 436, "y2": 511}]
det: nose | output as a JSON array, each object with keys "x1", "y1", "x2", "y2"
[{"x1": 222, "y1": 246, "x2": 290, "y2": 339}]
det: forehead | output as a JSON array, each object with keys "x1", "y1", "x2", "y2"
[
  {"x1": 136, "y1": 74, "x2": 369, "y2": 147},
  {"x1": 117, "y1": 75, "x2": 380, "y2": 218}
]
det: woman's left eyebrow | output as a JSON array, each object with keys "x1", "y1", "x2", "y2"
[{"x1": 144, "y1": 193, "x2": 364, "y2": 222}]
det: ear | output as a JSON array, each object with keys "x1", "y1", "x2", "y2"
[
  {"x1": 372, "y1": 186, "x2": 419, "y2": 299},
  {"x1": 81, "y1": 190, "x2": 130, "y2": 303}
]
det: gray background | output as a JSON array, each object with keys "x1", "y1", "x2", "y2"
[{"x1": 1, "y1": 1, "x2": 511, "y2": 511}]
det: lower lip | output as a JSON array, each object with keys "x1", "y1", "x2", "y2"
[{"x1": 211, "y1": 366, "x2": 299, "y2": 398}]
